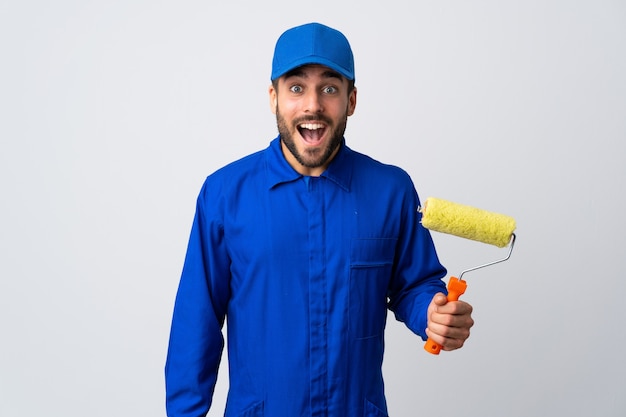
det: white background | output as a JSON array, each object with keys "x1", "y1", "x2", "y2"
[{"x1": 1, "y1": 1, "x2": 625, "y2": 416}]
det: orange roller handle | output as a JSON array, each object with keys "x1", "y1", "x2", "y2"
[{"x1": 424, "y1": 277, "x2": 468, "y2": 355}]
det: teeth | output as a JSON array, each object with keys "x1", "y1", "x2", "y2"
[{"x1": 299, "y1": 123, "x2": 324, "y2": 130}]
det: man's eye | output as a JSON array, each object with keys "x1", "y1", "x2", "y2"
[
  {"x1": 290, "y1": 85, "x2": 303, "y2": 93},
  {"x1": 323, "y1": 86, "x2": 338, "y2": 94}
]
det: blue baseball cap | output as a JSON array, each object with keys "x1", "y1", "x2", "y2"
[{"x1": 271, "y1": 22, "x2": 355, "y2": 81}]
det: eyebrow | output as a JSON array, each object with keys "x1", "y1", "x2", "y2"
[{"x1": 283, "y1": 67, "x2": 343, "y2": 81}]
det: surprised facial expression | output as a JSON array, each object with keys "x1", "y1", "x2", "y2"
[{"x1": 270, "y1": 65, "x2": 357, "y2": 176}]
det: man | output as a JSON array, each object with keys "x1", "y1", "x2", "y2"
[{"x1": 165, "y1": 22, "x2": 474, "y2": 417}]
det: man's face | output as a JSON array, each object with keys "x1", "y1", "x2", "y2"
[{"x1": 269, "y1": 64, "x2": 357, "y2": 176}]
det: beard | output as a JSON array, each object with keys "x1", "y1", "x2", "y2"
[{"x1": 276, "y1": 108, "x2": 347, "y2": 170}]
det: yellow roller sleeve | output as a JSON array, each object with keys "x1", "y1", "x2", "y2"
[{"x1": 419, "y1": 197, "x2": 516, "y2": 248}]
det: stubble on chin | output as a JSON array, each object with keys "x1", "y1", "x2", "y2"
[{"x1": 276, "y1": 111, "x2": 346, "y2": 169}]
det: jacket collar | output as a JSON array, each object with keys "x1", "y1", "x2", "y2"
[{"x1": 266, "y1": 136, "x2": 353, "y2": 192}]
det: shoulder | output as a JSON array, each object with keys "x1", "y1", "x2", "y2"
[
  {"x1": 211, "y1": 148, "x2": 266, "y2": 179},
  {"x1": 346, "y1": 146, "x2": 414, "y2": 187},
  {"x1": 203, "y1": 148, "x2": 266, "y2": 187},
  {"x1": 194, "y1": 147, "x2": 270, "y2": 211}
]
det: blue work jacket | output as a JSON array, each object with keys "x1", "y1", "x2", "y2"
[{"x1": 165, "y1": 137, "x2": 447, "y2": 417}]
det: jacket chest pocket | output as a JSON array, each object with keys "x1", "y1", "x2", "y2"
[{"x1": 349, "y1": 238, "x2": 397, "y2": 339}]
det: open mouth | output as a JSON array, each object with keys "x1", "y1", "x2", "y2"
[{"x1": 297, "y1": 122, "x2": 327, "y2": 144}]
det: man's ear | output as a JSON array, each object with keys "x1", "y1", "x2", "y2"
[
  {"x1": 347, "y1": 87, "x2": 357, "y2": 117},
  {"x1": 269, "y1": 85, "x2": 277, "y2": 115}
]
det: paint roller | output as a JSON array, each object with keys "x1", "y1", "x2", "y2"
[{"x1": 418, "y1": 197, "x2": 517, "y2": 355}]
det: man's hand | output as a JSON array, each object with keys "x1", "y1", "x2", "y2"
[{"x1": 425, "y1": 293, "x2": 474, "y2": 351}]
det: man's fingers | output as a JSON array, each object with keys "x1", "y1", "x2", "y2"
[
  {"x1": 426, "y1": 322, "x2": 472, "y2": 351},
  {"x1": 434, "y1": 299, "x2": 473, "y2": 315},
  {"x1": 433, "y1": 292, "x2": 448, "y2": 306}
]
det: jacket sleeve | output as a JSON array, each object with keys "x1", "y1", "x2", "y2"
[
  {"x1": 387, "y1": 179, "x2": 447, "y2": 340},
  {"x1": 165, "y1": 179, "x2": 230, "y2": 416}
]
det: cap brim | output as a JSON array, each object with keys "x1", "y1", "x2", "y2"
[{"x1": 271, "y1": 57, "x2": 354, "y2": 81}]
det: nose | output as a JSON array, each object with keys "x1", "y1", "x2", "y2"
[{"x1": 303, "y1": 90, "x2": 324, "y2": 113}]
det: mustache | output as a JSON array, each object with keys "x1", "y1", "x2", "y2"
[{"x1": 293, "y1": 115, "x2": 333, "y2": 125}]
